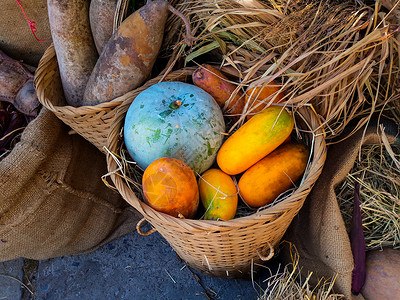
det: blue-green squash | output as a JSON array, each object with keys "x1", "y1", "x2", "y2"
[{"x1": 124, "y1": 82, "x2": 226, "y2": 174}]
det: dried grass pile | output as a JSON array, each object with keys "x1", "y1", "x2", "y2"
[
  {"x1": 258, "y1": 245, "x2": 344, "y2": 300},
  {"x1": 334, "y1": 95, "x2": 400, "y2": 250},
  {"x1": 170, "y1": 0, "x2": 399, "y2": 139},
  {"x1": 336, "y1": 130, "x2": 400, "y2": 250}
]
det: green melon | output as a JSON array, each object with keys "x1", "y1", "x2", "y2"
[{"x1": 124, "y1": 81, "x2": 225, "y2": 174}]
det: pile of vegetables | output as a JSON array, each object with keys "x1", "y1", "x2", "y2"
[
  {"x1": 45, "y1": 0, "x2": 311, "y2": 220},
  {"x1": 123, "y1": 64, "x2": 310, "y2": 220}
]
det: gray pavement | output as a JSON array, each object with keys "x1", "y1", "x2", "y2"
[
  {"x1": 0, "y1": 229, "x2": 280, "y2": 300},
  {"x1": 0, "y1": 258, "x2": 24, "y2": 300}
]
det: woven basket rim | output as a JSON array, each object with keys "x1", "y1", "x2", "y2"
[
  {"x1": 106, "y1": 66, "x2": 327, "y2": 230},
  {"x1": 34, "y1": 43, "x2": 124, "y2": 115}
]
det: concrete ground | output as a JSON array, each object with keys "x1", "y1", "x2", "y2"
[{"x1": 0, "y1": 229, "x2": 281, "y2": 300}]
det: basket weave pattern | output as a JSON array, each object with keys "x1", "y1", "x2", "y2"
[
  {"x1": 107, "y1": 68, "x2": 327, "y2": 277},
  {"x1": 34, "y1": 44, "x2": 123, "y2": 152}
]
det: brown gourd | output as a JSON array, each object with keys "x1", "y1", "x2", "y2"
[
  {"x1": 47, "y1": 0, "x2": 99, "y2": 107},
  {"x1": 0, "y1": 50, "x2": 40, "y2": 117},
  {"x1": 83, "y1": 0, "x2": 171, "y2": 105},
  {"x1": 89, "y1": 0, "x2": 119, "y2": 55}
]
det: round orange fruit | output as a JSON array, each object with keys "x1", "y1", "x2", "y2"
[{"x1": 142, "y1": 157, "x2": 199, "y2": 218}]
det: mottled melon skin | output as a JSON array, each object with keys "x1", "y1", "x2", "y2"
[{"x1": 124, "y1": 81, "x2": 226, "y2": 174}]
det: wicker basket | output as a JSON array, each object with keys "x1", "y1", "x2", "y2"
[
  {"x1": 106, "y1": 67, "x2": 327, "y2": 278},
  {"x1": 34, "y1": 44, "x2": 124, "y2": 153}
]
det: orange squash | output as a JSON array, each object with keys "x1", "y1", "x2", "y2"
[
  {"x1": 198, "y1": 169, "x2": 238, "y2": 220},
  {"x1": 217, "y1": 106, "x2": 294, "y2": 175},
  {"x1": 245, "y1": 83, "x2": 285, "y2": 119},
  {"x1": 238, "y1": 143, "x2": 309, "y2": 207},
  {"x1": 192, "y1": 64, "x2": 245, "y2": 118},
  {"x1": 142, "y1": 157, "x2": 199, "y2": 218}
]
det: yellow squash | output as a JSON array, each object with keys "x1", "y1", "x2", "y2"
[
  {"x1": 217, "y1": 106, "x2": 294, "y2": 175},
  {"x1": 238, "y1": 143, "x2": 309, "y2": 207}
]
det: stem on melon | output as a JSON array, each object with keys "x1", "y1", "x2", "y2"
[{"x1": 169, "y1": 100, "x2": 182, "y2": 109}]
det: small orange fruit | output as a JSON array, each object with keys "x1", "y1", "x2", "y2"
[
  {"x1": 142, "y1": 157, "x2": 199, "y2": 218},
  {"x1": 245, "y1": 83, "x2": 285, "y2": 119},
  {"x1": 198, "y1": 168, "x2": 238, "y2": 220},
  {"x1": 192, "y1": 64, "x2": 245, "y2": 117}
]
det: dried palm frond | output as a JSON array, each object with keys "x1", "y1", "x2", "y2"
[{"x1": 170, "y1": 0, "x2": 399, "y2": 140}]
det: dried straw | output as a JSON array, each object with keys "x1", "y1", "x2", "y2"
[
  {"x1": 336, "y1": 136, "x2": 400, "y2": 250},
  {"x1": 170, "y1": 0, "x2": 399, "y2": 140},
  {"x1": 258, "y1": 244, "x2": 344, "y2": 300},
  {"x1": 114, "y1": 0, "x2": 130, "y2": 32}
]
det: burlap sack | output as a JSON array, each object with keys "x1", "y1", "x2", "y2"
[
  {"x1": 282, "y1": 117, "x2": 399, "y2": 299},
  {"x1": 0, "y1": 108, "x2": 140, "y2": 262},
  {"x1": 1, "y1": 0, "x2": 51, "y2": 67}
]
